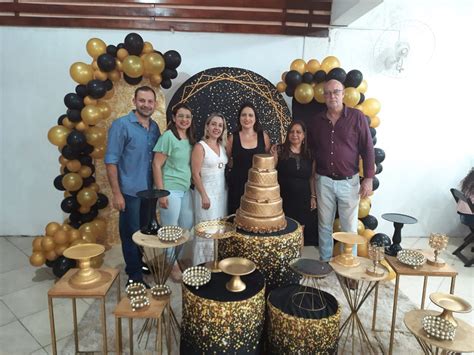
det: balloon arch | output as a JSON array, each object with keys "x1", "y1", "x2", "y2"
[{"x1": 31, "y1": 33, "x2": 182, "y2": 277}]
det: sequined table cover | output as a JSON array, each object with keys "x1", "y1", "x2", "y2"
[
  {"x1": 180, "y1": 269, "x2": 266, "y2": 354},
  {"x1": 219, "y1": 217, "x2": 303, "y2": 292},
  {"x1": 267, "y1": 284, "x2": 341, "y2": 354}
]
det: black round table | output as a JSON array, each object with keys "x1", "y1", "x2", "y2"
[{"x1": 382, "y1": 213, "x2": 418, "y2": 256}]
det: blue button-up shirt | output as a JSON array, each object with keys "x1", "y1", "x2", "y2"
[{"x1": 105, "y1": 111, "x2": 160, "y2": 197}]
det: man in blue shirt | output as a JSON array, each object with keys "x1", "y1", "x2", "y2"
[{"x1": 105, "y1": 86, "x2": 160, "y2": 287}]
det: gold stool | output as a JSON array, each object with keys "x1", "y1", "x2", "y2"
[
  {"x1": 47, "y1": 267, "x2": 120, "y2": 355},
  {"x1": 114, "y1": 290, "x2": 171, "y2": 354}
]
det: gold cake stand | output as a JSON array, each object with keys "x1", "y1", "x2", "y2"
[
  {"x1": 429, "y1": 292, "x2": 472, "y2": 327},
  {"x1": 194, "y1": 219, "x2": 234, "y2": 273},
  {"x1": 219, "y1": 257, "x2": 256, "y2": 292},
  {"x1": 63, "y1": 243, "x2": 111, "y2": 289},
  {"x1": 332, "y1": 232, "x2": 366, "y2": 267}
]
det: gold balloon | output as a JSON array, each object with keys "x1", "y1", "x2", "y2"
[
  {"x1": 83, "y1": 96, "x2": 98, "y2": 106},
  {"x1": 90, "y1": 146, "x2": 106, "y2": 159},
  {"x1": 94, "y1": 69, "x2": 108, "y2": 81},
  {"x1": 66, "y1": 160, "x2": 81, "y2": 173},
  {"x1": 117, "y1": 48, "x2": 129, "y2": 61},
  {"x1": 70, "y1": 62, "x2": 94, "y2": 85},
  {"x1": 71, "y1": 239, "x2": 86, "y2": 246},
  {"x1": 68, "y1": 229, "x2": 82, "y2": 243},
  {"x1": 381, "y1": 260, "x2": 396, "y2": 281},
  {"x1": 78, "y1": 166, "x2": 92, "y2": 178},
  {"x1": 91, "y1": 218, "x2": 107, "y2": 238},
  {"x1": 354, "y1": 104, "x2": 363, "y2": 111},
  {"x1": 150, "y1": 74, "x2": 162, "y2": 87},
  {"x1": 320, "y1": 56, "x2": 340, "y2": 73},
  {"x1": 32, "y1": 237, "x2": 43, "y2": 251},
  {"x1": 90, "y1": 255, "x2": 104, "y2": 268},
  {"x1": 357, "y1": 220, "x2": 365, "y2": 235},
  {"x1": 142, "y1": 52, "x2": 165, "y2": 75},
  {"x1": 80, "y1": 223, "x2": 99, "y2": 238},
  {"x1": 54, "y1": 244, "x2": 69, "y2": 256},
  {"x1": 45, "y1": 222, "x2": 61, "y2": 237},
  {"x1": 361, "y1": 98, "x2": 381, "y2": 117},
  {"x1": 45, "y1": 250, "x2": 58, "y2": 261},
  {"x1": 59, "y1": 156, "x2": 69, "y2": 166},
  {"x1": 122, "y1": 55, "x2": 144, "y2": 78},
  {"x1": 85, "y1": 126, "x2": 107, "y2": 146},
  {"x1": 362, "y1": 228, "x2": 375, "y2": 240},
  {"x1": 281, "y1": 71, "x2": 287, "y2": 81},
  {"x1": 306, "y1": 59, "x2": 321, "y2": 74},
  {"x1": 103, "y1": 88, "x2": 115, "y2": 100},
  {"x1": 91, "y1": 60, "x2": 99, "y2": 71},
  {"x1": 53, "y1": 230, "x2": 69, "y2": 245},
  {"x1": 77, "y1": 187, "x2": 98, "y2": 207},
  {"x1": 62, "y1": 117, "x2": 75, "y2": 129},
  {"x1": 96, "y1": 101, "x2": 111, "y2": 119},
  {"x1": 47, "y1": 125, "x2": 71, "y2": 148},
  {"x1": 89, "y1": 182, "x2": 100, "y2": 193},
  {"x1": 82, "y1": 233, "x2": 97, "y2": 244},
  {"x1": 81, "y1": 105, "x2": 102, "y2": 126},
  {"x1": 79, "y1": 205, "x2": 91, "y2": 214},
  {"x1": 358, "y1": 197, "x2": 371, "y2": 218},
  {"x1": 313, "y1": 82, "x2": 325, "y2": 103},
  {"x1": 64, "y1": 191, "x2": 72, "y2": 198},
  {"x1": 294, "y1": 83, "x2": 314, "y2": 104},
  {"x1": 370, "y1": 116, "x2": 380, "y2": 128},
  {"x1": 357, "y1": 242, "x2": 368, "y2": 257},
  {"x1": 62, "y1": 173, "x2": 83, "y2": 192},
  {"x1": 343, "y1": 87, "x2": 361, "y2": 108},
  {"x1": 333, "y1": 218, "x2": 342, "y2": 233},
  {"x1": 115, "y1": 59, "x2": 123, "y2": 72},
  {"x1": 357, "y1": 79, "x2": 368, "y2": 93},
  {"x1": 276, "y1": 81, "x2": 287, "y2": 93},
  {"x1": 290, "y1": 59, "x2": 306, "y2": 75},
  {"x1": 75, "y1": 121, "x2": 89, "y2": 132},
  {"x1": 41, "y1": 236, "x2": 56, "y2": 252},
  {"x1": 86, "y1": 38, "x2": 106, "y2": 59},
  {"x1": 108, "y1": 69, "x2": 121, "y2": 82},
  {"x1": 142, "y1": 41, "x2": 154, "y2": 54},
  {"x1": 30, "y1": 252, "x2": 46, "y2": 267},
  {"x1": 61, "y1": 223, "x2": 72, "y2": 232}
]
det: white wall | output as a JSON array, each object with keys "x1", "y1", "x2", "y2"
[{"x1": 1, "y1": 0, "x2": 472, "y2": 238}]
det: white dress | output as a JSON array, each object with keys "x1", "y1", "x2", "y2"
[{"x1": 192, "y1": 140, "x2": 228, "y2": 265}]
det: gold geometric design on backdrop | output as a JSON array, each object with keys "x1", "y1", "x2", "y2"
[{"x1": 95, "y1": 79, "x2": 166, "y2": 247}]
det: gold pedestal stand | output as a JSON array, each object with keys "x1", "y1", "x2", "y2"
[
  {"x1": 333, "y1": 232, "x2": 366, "y2": 267},
  {"x1": 63, "y1": 243, "x2": 111, "y2": 288},
  {"x1": 219, "y1": 257, "x2": 256, "y2": 292},
  {"x1": 194, "y1": 219, "x2": 234, "y2": 272},
  {"x1": 430, "y1": 292, "x2": 472, "y2": 327}
]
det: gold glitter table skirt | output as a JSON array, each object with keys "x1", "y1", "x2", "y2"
[
  {"x1": 219, "y1": 217, "x2": 303, "y2": 291},
  {"x1": 267, "y1": 284, "x2": 341, "y2": 354},
  {"x1": 181, "y1": 269, "x2": 265, "y2": 354}
]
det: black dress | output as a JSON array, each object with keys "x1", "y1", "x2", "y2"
[
  {"x1": 277, "y1": 151, "x2": 318, "y2": 246},
  {"x1": 227, "y1": 131, "x2": 266, "y2": 215}
]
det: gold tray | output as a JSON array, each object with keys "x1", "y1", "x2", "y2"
[{"x1": 194, "y1": 219, "x2": 234, "y2": 240}]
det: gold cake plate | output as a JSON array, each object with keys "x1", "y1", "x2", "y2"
[
  {"x1": 218, "y1": 257, "x2": 256, "y2": 292},
  {"x1": 429, "y1": 292, "x2": 472, "y2": 327},
  {"x1": 332, "y1": 232, "x2": 366, "y2": 268},
  {"x1": 63, "y1": 243, "x2": 111, "y2": 289}
]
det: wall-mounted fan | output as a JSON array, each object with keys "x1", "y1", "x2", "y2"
[{"x1": 373, "y1": 20, "x2": 436, "y2": 78}]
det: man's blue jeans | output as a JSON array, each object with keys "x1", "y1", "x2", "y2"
[{"x1": 119, "y1": 194, "x2": 142, "y2": 281}]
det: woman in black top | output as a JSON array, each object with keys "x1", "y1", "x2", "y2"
[
  {"x1": 271, "y1": 120, "x2": 317, "y2": 245},
  {"x1": 226, "y1": 102, "x2": 270, "y2": 215}
]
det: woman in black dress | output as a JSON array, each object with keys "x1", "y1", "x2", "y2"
[
  {"x1": 271, "y1": 120, "x2": 317, "y2": 246},
  {"x1": 226, "y1": 102, "x2": 271, "y2": 215}
]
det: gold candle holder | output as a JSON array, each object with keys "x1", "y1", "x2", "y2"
[
  {"x1": 63, "y1": 243, "x2": 111, "y2": 288},
  {"x1": 218, "y1": 257, "x2": 256, "y2": 292},
  {"x1": 332, "y1": 232, "x2": 366, "y2": 267},
  {"x1": 366, "y1": 244, "x2": 386, "y2": 277},
  {"x1": 430, "y1": 292, "x2": 472, "y2": 327},
  {"x1": 427, "y1": 233, "x2": 449, "y2": 267}
]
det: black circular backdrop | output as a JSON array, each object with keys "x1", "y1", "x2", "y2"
[{"x1": 167, "y1": 67, "x2": 291, "y2": 144}]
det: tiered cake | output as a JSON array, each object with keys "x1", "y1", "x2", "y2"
[{"x1": 235, "y1": 154, "x2": 287, "y2": 233}]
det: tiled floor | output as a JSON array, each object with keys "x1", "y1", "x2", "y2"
[{"x1": 0, "y1": 235, "x2": 473, "y2": 354}]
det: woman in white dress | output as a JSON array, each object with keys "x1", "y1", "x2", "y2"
[{"x1": 191, "y1": 113, "x2": 228, "y2": 265}]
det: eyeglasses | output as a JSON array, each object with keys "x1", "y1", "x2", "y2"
[
  {"x1": 323, "y1": 89, "x2": 343, "y2": 97},
  {"x1": 176, "y1": 114, "x2": 192, "y2": 119}
]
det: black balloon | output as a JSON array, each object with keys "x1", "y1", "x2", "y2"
[
  {"x1": 326, "y1": 67, "x2": 347, "y2": 84},
  {"x1": 117, "y1": 43, "x2": 125, "y2": 50},
  {"x1": 52, "y1": 256, "x2": 76, "y2": 278},
  {"x1": 124, "y1": 32, "x2": 144, "y2": 55},
  {"x1": 361, "y1": 214, "x2": 378, "y2": 230},
  {"x1": 302, "y1": 72, "x2": 313, "y2": 84},
  {"x1": 372, "y1": 176, "x2": 379, "y2": 191},
  {"x1": 106, "y1": 44, "x2": 118, "y2": 57},
  {"x1": 67, "y1": 130, "x2": 87, "y2": 148},
  {"x1": 61, "y1": 145, "x2": 80, "y2": 160},
  {"x1": 344, "y1": 69, "x2": 363, "y2": 88},
  {"x1": 45, "y1": 259, "x2": 58, "y2": 268},
  {"x1": 97, "y1": 53, "x2": 116, "y2": 72},
  {"x1": 370, "y1": 127, "x2": 376, "y2": 138},
  {"x1": 372, "y1": 136, "x2": 377, "y2": 146},
  {"x1": 285, "y1": 70, "x2": 303, "y2": 88},
  {"x1": 374, "y1": 148, "x2": 385, "y2": 164},
  {"x1": 69, "y1": 211, "x2": 82, "y2": 223},
  {"x1": 358, "y1": 92, "x2": 365, "y2": 105},
  {"x1": 96, "y1": 193, "x2": 109, "y2": 209},
  {"x1": 81, "y1": 209, "x2": 98, "y2": 223},
  {"x1": 313, "y1": 70, "x2": 326, "y2": 83},
  {"x1": 365, "y1": 115, "x2": 371, "y2": 127},
  {"x1": 79, "y1": 155, "x2": 93, "y2": 166},
  {"x1": 104, "y1": 79, "x2": 113, "y2": 91},
  {"x1": 80, "y1": 143, "x2": 94, "y2": 156},
  {"x1": 375, "y1": 163, "x2": 383, "y2": 175},
  {"x1": 124, "y1": 74, "x2": 142, "y2": 85},
  {"x1": 164, "y1": 50, "x2": 182, "y2": 70},
  {"x1": 64, "y1": 93, "x2": 85, "y2": 110},
  {"x1": 67, "y1": 109, "x2": 82, "y2": 123},
  {"x1": 161, "y1": 78, "x2": 172, "y2": 89},
  {"x1": 54, "y1": 175, "x2": 65, "y2": 191},
  {"x1": 57, "y1": 114, "x2": 67, "y2": 125},
  {"x1": 75, "y1": 84, "x2": 88, "y2": 98},
  {"x1": 285, "y1": 86, "x2": 295, "y2": 97},
  {"x1": 69, "y1": 220, "x2": 81, "y2": 229},
  {"x1": 82, "y1": 176, "x2": 96, "y2": 187},
  {"x1": 61, "y1": 196, "x2": 79, "y2": 213},
  {"x1": 86, "y1": 80, "x2": 107, "y2": 99},
  {"x1": 370, "y1": 233, "x2": 391, "y2": 247},
  {"x1": 162, "y1": 68, "x2": 177, "y2": 80}
]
